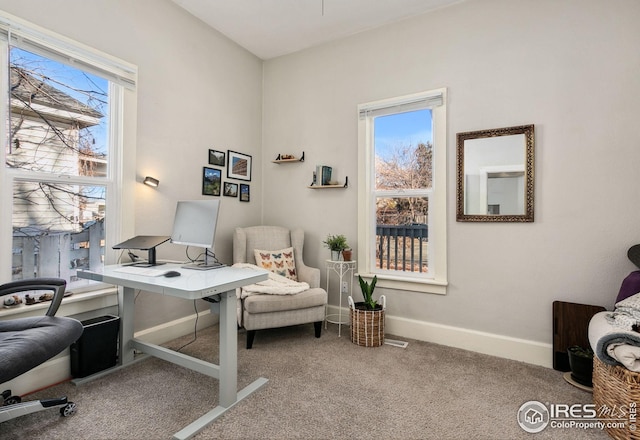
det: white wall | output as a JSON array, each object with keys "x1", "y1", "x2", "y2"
[
  {"x1": 262, "y1": 0, "x2": 640, "y2": 365},
  {"x1": 0, "y1": 0, "x2": 264, "y2": 330},
  {"x1": 3, "y1": 0, "x2": 640, "y2": 368}
]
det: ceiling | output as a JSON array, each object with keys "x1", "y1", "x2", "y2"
[{"x1": 171, "y1": 0, "x2": 463, "y2": 60}]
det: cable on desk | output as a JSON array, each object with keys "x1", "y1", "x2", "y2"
[
  {"x1": 184, "y1": 247, "x2": 222, "y2": 265},
  {"x1": 205, "y1": 249, "x2": 222, "y2": 265},
  {"x1": 116, "y1": 249, "x2": 139, "y2": 264},
  {"x1": 174, "y1": 300, "x2": 199, "y2": 352}
]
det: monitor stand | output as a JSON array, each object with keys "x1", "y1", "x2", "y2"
[
  {"x1": 113, "y1": 236, "x2": 170, "y2": 267},
  {"x1": 131, "y1": 247, "x2": 166, "y2": 267},
  {"x1": 181, "y1": 253, "x2": 225, "y2": 271}
]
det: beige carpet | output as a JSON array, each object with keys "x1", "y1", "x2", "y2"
[{"x1": 0, "y1": 323, "x2": 609, "y2": 439}]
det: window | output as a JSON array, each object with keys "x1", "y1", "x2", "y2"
[
  {"x1": 357, "y1": 89, "x2": 447, "y2": 294},
  {"x1": 0, "y1": 12, "x2": 137, "y2": 289}
]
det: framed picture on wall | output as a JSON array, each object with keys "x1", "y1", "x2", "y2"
[
  {"x1": 208, "y1": 149, "x2": 225, "y2": 166},
  {"x1": 223, "y1": 182, "x2": 238, "y2": 197},
  {"x1": 227, "y1": 150, "x2": 252, "y2": 181},
  {"x1": 202, "y1": 167, "x2": 221, "y2": 196},
  {"x1": 239, "y1": 184, "x2": 250, "y2": 202}
]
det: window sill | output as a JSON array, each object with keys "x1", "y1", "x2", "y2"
[
  {"x1": 0, "y1": 285, "x2": 118, "y2": 319},
  {"x1": 357, "y1": 273, "x2": 447, "y2": 295}
]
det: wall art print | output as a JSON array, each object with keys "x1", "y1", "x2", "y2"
[
  {"x1": 202, "y1": 167, "x2": 221, "y2": 196},
  {"x1": 240, "y1": 184, "x2": 250, "y2": 202},
  {"x1": 227, "y1": 150, "x2": 252, "y2": 181},
  {"x1": 223, "y1": 182, "x2": 238, "y2": 197},
  {"x1": 208, "y1": 149, "x2": 225, "y2": 167}
]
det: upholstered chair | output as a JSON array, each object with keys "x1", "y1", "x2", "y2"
[{"x1": 233, "y1": 226, "x2": 328, "y2": 348}]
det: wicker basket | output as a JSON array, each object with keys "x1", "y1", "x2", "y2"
[
  {"x1": 348, "y1": 295, "x2": 386, "y2": 347},
  {"x1": 593, "y1": 356, "x2": 640, "y2": 440}
]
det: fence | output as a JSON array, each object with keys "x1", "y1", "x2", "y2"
[
  {"x1": 12, "y1": 220, "x2": 104, "y2": 281},
  {"x1": 11, "y1": 221, "x2": 425, "y2": 278},
  {"x1": 376, "y1": 224, "x2": 428, "y2": 273}
]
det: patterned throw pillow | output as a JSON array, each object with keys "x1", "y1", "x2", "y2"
[{"x1": 254, "y1": 247, "x2": 297, "y2": 281}]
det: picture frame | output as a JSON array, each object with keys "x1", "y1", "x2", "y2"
[
  {"x1": 223, "y1": 182, "x2": 238, "y2": 197},
  {"x1": 202, "y1": 167, "x2": 221, "y2": 196},
  {"x1": 208, "y1": 149, "x2": 225, "y2": 166},
  {"x1": 239, "y1": 184, "x2": 250, "y2": 202},
  {"x1": 227, "y1": 150, "x2": 252, "y2": 181}
]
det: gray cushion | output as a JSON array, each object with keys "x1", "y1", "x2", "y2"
[
  {"x1": 0, "y1": 316, "x2": 84, "y2": 384},
  {"x1": 243, "y1": 287, "x2": 327, "y2": 314},
  {"x1": 243, "y1": 306, "x2": 326, "y2": 331}
]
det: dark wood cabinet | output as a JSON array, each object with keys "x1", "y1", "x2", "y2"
[{"x1": 552, "y1": 301, "x2": 605, "y2": 371}]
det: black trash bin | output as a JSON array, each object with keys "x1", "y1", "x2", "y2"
[{"x1": 70, "y1": 315, "x2": 119, "y2": 378}]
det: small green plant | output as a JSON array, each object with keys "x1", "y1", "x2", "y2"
[
  {"x1": 568, "y1": 345, "x2": 594, "y2": 358},
  {"x1": 323, "y1": 234, "x2": 349, "y2": 252},
  {"x1": 358, "y1": 275, "x2": 378, "y2": 310}
]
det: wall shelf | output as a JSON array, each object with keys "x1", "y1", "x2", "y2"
[
  {"x1": 308, "y1": 177, "x2": 349, "y2": 189},
  {"x1": 272, "y1": 152, "x2": 304, "y2": 163}
]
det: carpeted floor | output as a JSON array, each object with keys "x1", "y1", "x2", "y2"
[{"x1": 0, "y1": 323, "x2": 610, "y2": 439}]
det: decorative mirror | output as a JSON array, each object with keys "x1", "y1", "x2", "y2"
[{"x1": 456, "y1": 124, "x2": 534, "y2": 222}]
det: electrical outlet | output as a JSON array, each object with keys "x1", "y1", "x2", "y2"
[{"x1": 341, "y1": 281, "x2": 348, "y2": 293}]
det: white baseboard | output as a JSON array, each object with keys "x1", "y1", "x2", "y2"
[
  {"x1": 325, "y1": 305, "x2": 552, "y2": 368},
  {"x1": 386, "y1": 316, "x2": 552, "y2": 368},
  {"x1": 135, "y1": 310, "x2": 217, "y2": 345},
  {"x1": 3, "y1": 355, "x2": 73, "y2": 398},
  {"x1": 5, "y1": 311, "x2": 217, "y2": 397}
]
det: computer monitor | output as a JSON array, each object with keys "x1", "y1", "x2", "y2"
[
  {"x1": 112, "y1": 235, "x2": 170, "y2": 266},
  {"x1": 170, "y1": 199, "x2": 222, "y2": 270}
]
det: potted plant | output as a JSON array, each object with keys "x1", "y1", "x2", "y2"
[
  {"x1": 348, "y1": 275, "x2": 386, "y2": 347},
  {"x1": 567, "y1": 345, "x2": 594, "y2": 387},
  {"x1": 323, "y1": 234, "x2": 348, "y2": 261}
]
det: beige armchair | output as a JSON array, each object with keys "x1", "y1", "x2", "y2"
[{"x1": 233, "y1": 226, "x2": 328, "y2": 348}]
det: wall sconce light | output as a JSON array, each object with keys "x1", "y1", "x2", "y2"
[{"x1": 143, "y1": 176, "x2": 159, "y2": 187}]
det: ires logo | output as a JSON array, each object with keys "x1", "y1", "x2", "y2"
[
  {"x1": 517, "y1": 401, "x2": 615, "y2": 433},
  {"x1": 549, "y1": 403, "x2": 597, "y2": 419},
  {"x1": 518, "y1": 401, "x2": 550, "y2": 433}
]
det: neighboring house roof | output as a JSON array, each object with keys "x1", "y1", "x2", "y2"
[{"x1": 10, "y1": 66, "x2": 103, "y2": 128}]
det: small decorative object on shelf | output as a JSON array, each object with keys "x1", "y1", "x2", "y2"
[
  {"x1": 273, "y1": 152, "x2": 305, "y2": 163},
  {"x1": 316, "y1": 165, "x2": 332, "y2": 185},
  {"x1": 3, "y1": 294, "x2": 22, "y2": 307}
]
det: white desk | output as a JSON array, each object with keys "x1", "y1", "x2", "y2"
[{"x1": 77, "y1": 263, "x2": 269, "y2": 440}]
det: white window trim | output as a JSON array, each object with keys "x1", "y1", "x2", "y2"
[
  {"x1": 0, "y1": 11, "x2": 137, "y2": 286},
  {"x1": 357, "y1": 89, "x2": 448, "y2": 294},
  {"x1": 0, "y1": 12, "x2": 136, "y2": 88}
]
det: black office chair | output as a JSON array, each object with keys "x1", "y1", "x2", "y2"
[{"x1": 0, "y1": 278, "x2": 84, "y2": 423}]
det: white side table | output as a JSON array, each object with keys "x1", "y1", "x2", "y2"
[{"x1": 324, "y1": 259, "x2": 356, "y2": 337}]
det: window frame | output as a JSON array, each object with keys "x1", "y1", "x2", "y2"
[
  {"x1": 357, "y1": 89, "x2": 448, "y2": 295},
  {"x1": 0, "y1": 11, "x2": 137, "y2": 288}
]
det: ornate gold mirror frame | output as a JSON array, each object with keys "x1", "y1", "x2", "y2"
[{"x1": 456, "y1": 124, "x2": 535, "y2": 222}]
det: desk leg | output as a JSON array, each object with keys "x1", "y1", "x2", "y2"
[
  {"x1": 119, "y1": 286, "x2": 136, "y2": 365},
  {"x1": 218, "y1": 290, "x2": 237, "y2": 407},
  {"x1": 172, "y1": 290, "x2": 268, "y2": 440}
]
